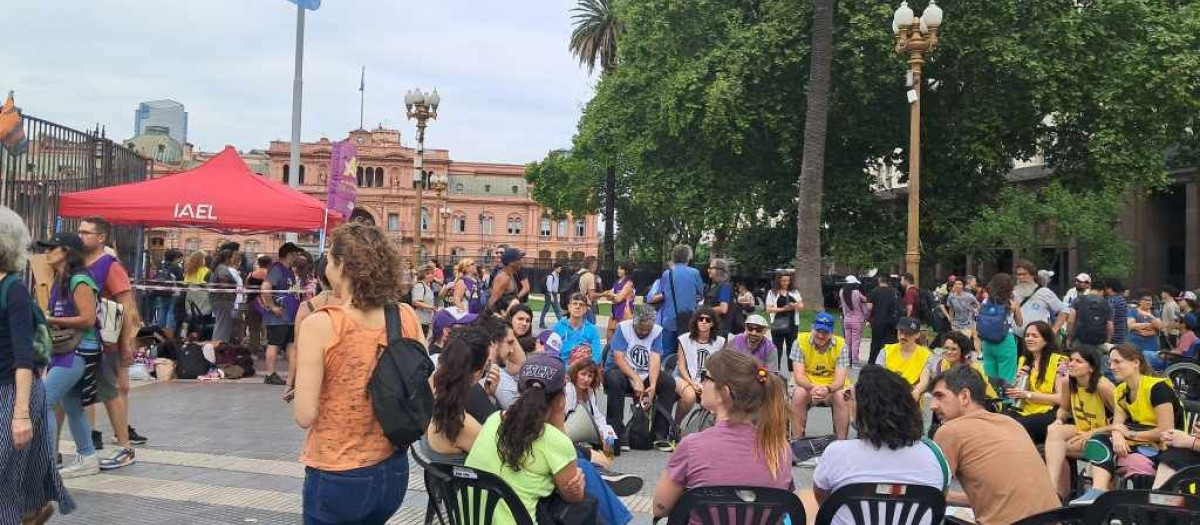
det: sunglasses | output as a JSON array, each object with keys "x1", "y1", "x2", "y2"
[
  {"x1": 699, "y1": 370, "x2": 714, "y2": 383},
  {"x1": 697, "y1": 316, "x2": 714, "y2": 323}
]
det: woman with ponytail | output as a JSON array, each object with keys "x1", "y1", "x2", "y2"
[
  {"x1": 419, "y1": 336, "x2": 490, "y2": 465},
  {"x1": 652, "y1": 349, "x2": 794, "y2": 520}
]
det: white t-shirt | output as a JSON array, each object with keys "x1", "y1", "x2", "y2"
[
  {"x1": 677, "y1": 333, "x2": 726, "y2": 381},
  {"x1": 814, "y1": 439, "x2": 948, "y2": 525},
  {"x1": 494, "y1": 369, "x2": 520, "y2": 410},
  {"x1": 563, "y1": 383, "x2": 615, "y2": 439}
]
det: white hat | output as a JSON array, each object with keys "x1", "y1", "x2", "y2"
[
  {"x1": 745, "y1": 314, "x2": 768, "y2": 328},
  {"x1": 845, "y1": 276, "x2": 860, "y2": 284},
  {"x1": 1076, "y1": 273, "x2": 1091, "y2": 283}
]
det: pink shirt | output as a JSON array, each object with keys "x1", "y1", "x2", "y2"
[{"x1": 666, "y1": 420, "x2": 794, "y2": 491}]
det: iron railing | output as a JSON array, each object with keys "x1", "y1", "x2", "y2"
[{"x1": 0, "y1": 114, "x2": 150, "y2": 276}]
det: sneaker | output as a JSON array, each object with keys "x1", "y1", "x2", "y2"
[
  {"x1": 595, "y1": 467, "x2": 644, "y2": 497},
  {"x1": 797, "y1": 457, "x2": 821, "y2": 468},
  {"x1": 99, "y1": 448, "x2": 136, "y2": 471},
  {"x1": 654, "y1": 440, "x2": 676, "y2": 453},
  {"x1": 264, "y1": 373, "x2": 286, "y2": 385},
  {"x1": 91, "y1": 430, "x2": 104, "y2": 451},
  {"x1": 127, "y1": 426, "x2": 148, "y2": 446},
  {"x1": 1069, "y1": 488, "x2": 1105, "y2": 507},
  {"x1": 59, "y1": 453, "x2": 100, "y2": 478}
]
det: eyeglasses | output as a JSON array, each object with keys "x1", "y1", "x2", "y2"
[
  {"x1": 697, "y1": 316, "x2": 714, "y2": 323},
  {"x1": 746, "y1": 325, "x2": 765, "y2": 334},
  {"x1": 76, "y1": 230, "x2": 98, "y2": 236},
  {"x1": 699, "y1": 370, "x2": 714, "y2": 383}
]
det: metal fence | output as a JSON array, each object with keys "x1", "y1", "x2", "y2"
[{"x1": 0, "y1": 114, "x2": 149, "y2": 275}]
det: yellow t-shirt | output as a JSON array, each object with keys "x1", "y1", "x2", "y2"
[
  {"x1": 184, "y1": 267, "x2": 210, "y2": 284},
  {"x1": 1114, "y1": 376, "x2": 1177, "y2": 446},
  {"x1": 1071, "y1": 386, "x2": 1110, "y2": 432},
  {"x1": 795, "y1": 333, "x2": 846, "y2": 386},
  {"x1": 881, "y1": 343, "x2": 931, "y2": 385},
  {"x1": 1014, "y1": 353, "x2": 1067, "y2": 416},
  {"x1": 936, "y1": 359, "x2": 999, "y2": 399}
]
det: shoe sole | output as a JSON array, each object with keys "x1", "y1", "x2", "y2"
[
  {"x1": 99, "y1": 461, "x2": 135, "y2": 471},
  {"x1": 603, "y1": 476, "x2": 644, "y2": 497},
  {"x1": 59, "y1": 469, "x2": 100, "y2": 479}
]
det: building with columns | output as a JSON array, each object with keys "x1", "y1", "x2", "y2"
[{"x1": 127, "y1": 127, "x2": 599, "y2": 267}]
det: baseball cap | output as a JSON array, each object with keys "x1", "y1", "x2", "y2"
[
  {"x1": 844, "y1": 275, "x2": 860, "y2": 284},
  {"x1": 1180, "y1": 291, "x2": 1198, "y2": 302},
  {"x1": 812, "y1": 312, "x2": 835, "y2": 333},
  {"x1": 431, "y1": 309, "x2": 478, "y2": 341},
  {"x1": 947, "y1": 275, "x2": 957, "y2": 283},
  {"x1": 1076, "y1": 273, "x2": 1091, "y2": 283},
  {"x1": 501, "y1": 247, "x2": 525, "y2": 265},
  {"x1": 537, "y1": 330, "x2": 564, "y2": 358},
  {"x1": 37, "y1": 232, "x2": 84, "y2": 253},
  {"x1": 745, "y1": 314, "x2": 768, "y2": 328},
  {"x1": 519, "y1": 353, "x2": 566, "y2": 394},
  {"x1": 897, "y1": 317, "x2": 921, "y2": 333}
]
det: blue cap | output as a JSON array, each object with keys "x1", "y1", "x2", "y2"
[{"x1": 813, "y1": 312, "x2": 835, "y2": 333}]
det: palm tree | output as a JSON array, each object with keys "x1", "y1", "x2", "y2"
[
  {"x1": 569, "y1": 0, "x2": 623, "y2": 269},
  {"x1": 794, "y1": 0, "x2": 835, "y2": 310}
]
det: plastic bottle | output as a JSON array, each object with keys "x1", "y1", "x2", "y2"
[
  {"x1": 1012, "y1": 366, "x2": 1030, "y2": 409},
  {"x1": 603, "y1": 428, "x2": 618, "y2": 460}
]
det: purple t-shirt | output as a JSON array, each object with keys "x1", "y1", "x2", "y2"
[
  {"x1": 727, "y1": 333, "x2": 776, "y2": 364},
  {"x1": 666, "y1": 420, "x2": 794, "y2": 492}
]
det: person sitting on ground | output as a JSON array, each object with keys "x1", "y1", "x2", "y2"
[
  {"x1": 466, "y1": 353, "x2": 598, "y2": 525},
  {"x1": 815, "y1": 366, "x2": 949, "y2": 525},
  {"x1": 551, "y1": 293, "x2": 603, "y2": 364},
  {"x1": 565, "y1": 359, "x2": 617, "y2": 460},
  {"x1": 419, "y1": 336, "x2": 488, "y2": 465},
  {"x1": 1043, "y1": 344, "x2": 1115, "y2": 500},
  {"x1": 673, "y1": 307, "x2": 726, "y2": 428},
  {"x1": 921, "y1": 331, "x2": 997, "y2": 436},
  {"x1": 652, "y1": 350, "x2": 794, "y2": 521},
  {"x1": 875, "y1": 317, "x2": 932, "y2": 400},
  {"x1": 789, "y1": 312, "x2": 852, "y2": 442},
  {"x1": 928, "y1": 366, "x2": 1060, "y2": 525},
  {"x1": 604, "y1": 305, "x2": 677, "y2": 451},
  {"x1": 1002, "y1": 321, "x2": 1067, "y2": 444},
  {"x1": 1070, "y1": 343, "x2": 1181, "y2": 506},
  {"x1": 508, "y1": 304, "x2": 536, "y2": 354},
  {"x1": 726, "y1": 314, "x2": 777, "y2": 365}
]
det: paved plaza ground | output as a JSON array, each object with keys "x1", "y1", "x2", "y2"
[{"x1": 53, "y1": 340, "x2": 841, "y2": 525}]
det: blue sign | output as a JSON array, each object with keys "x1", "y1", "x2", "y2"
[{"x1": 286, "y1": 0, "x2": 320, "y2": 10}]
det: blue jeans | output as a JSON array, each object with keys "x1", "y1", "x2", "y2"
[
  {"x1": 150, "y1": 295, "x2": 177, "y2": 332},
  {"x1": 303, "y1": 452, "x2": 408, "y2": 525},
  {"x1": 576, "y1": 450, "x2": 632, "y2": 525},
  {"x1": 540, "y1": 293, "x2": 564, "y2": 326},
  {"x1": 44, "y1": 354, "x2": 94, "y2": 457},
  {"x1": 1144, "y1": 351, "x2": 1167, "y2": 372}
]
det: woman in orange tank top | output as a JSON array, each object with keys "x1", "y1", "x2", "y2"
[{"x1": 292, "y1": 223, "x2": 424, "y2": 525}]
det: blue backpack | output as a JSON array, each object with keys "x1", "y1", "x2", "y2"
[{"x1": 977, "y1": 299, "x2": 1011, "y2": 343}]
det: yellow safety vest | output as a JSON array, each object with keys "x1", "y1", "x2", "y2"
[
  {"x1": 1071, "y1": 386, "x2": 1110, "y2": 432},
  {"x1": 796, "y1": 333, "x2": 846, "y2": 386},
  {"x1": 1015, "y1": 353, "x2": 1067, "y2": 416},
  {"x1": 938, "y1": 359, "x2": 999, "y2": 399},
  {"x1": 883, "y1": 343, "x2": 932, "y2": 386},
  {"x1": 1114, "y1": 376, "x2": 1175, "y2": 445}
]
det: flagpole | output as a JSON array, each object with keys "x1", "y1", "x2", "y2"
[
  {"x1": 286, "y1": 1, "x2": 305, "y2": 244},
  {"x1": 318, "y1": 207, "x2": 329, "y2": 256}
]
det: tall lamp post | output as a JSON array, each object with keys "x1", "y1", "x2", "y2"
[
  {"x1": 438, "y1": 204, "x2": 451, "y2": 261},
  {"x1": 892, "y1": 0, "x2": 942, "y2": 285},
  {"x1": 429, "y1": 172, "x2": 448, "y2": 258},
  {"x1": 405, "y1": 88, "x2": 440, "y2": 263}
]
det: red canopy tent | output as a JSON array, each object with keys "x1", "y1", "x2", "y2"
[{"x1": 59, "y1": 146, "x2": 341, "y2": 232}]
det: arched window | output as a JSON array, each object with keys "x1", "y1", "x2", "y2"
[
  {"x1": 453, "y1": 214, "x2": 467, "y2": 234},
  {"x1": 507, "y1": 217, "x2": 523, "y2": 236},
  {"x1": 454, "y1": 182, "x2": 464, "y2": 193},
  {"x1": 555, "y1": 250, "x2": 569, "y2": 262},
  {"x1": 479, "y1": 214, "x2": 494, "y2": 235},
  {"x1": 556, "y1": 220, "x2": 568, "y2": 238},
  {"x1": 575, "y1": 219, "x2": 586, "y2": 237},
  {"x1": 540, "y1": 217, "x2": 551, "y2": 237},
  {"x1": 484, "y1": 184, "x2": 491, "y2": 193},
  {"x1": 421, "y1": 208, "x2": 430, "y2": 232},
  {"x1": 283, "y1": 164, "x2": 290, "y2": 184},
  {"x1": 299, "y1": 165, "x2": 306, "y2": 185},
  {"x1": 149, "y1": 237, "x2": 165, "y2": 247},
  {"x1": 185, "y1": 238, "x2": 201, "y2": 252},
  {"x1": 374, "y1": 167, "x2": 383, "y2": 188},
  {"x1": 356, "y1": 165, "x2": 365, "y2": 187},
  {"x1": 511, "y1": 185, "x2": 519, "y2": 194},
  {"x1": 244, "y1": 241, "x2": 261, "y2": 256}
]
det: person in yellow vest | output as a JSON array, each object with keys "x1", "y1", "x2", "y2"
[
  {"x1": 921, "y1": 331, "x2": 999, "y2": 436},
  {"x1": 788, "y1": 312, "x2": 852, "y2": 442},
  {"x1": 1070, "y1": 344, "x2": 1182, "y2": 506},
  {"x1": 874, "y1": 317, "x2": 932, "y2": 402},
  {"x1": 1002, "y1": 321, "x2": 1068, "y2": 444},
  {"x1": 1043, "y1": 344, "x2": 1115, "y2": 500}
]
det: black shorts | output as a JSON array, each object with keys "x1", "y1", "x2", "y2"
[
  {"x1": 1160, "y1": 447, "x2": 1200, "y2": 471},
  {"x1": 266, "y1": 325, "x2": 295, "y2": 347}
]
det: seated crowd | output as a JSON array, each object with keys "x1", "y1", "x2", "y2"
[{"x1": 290, "y1": 232, "x2": 1200, "y2": 525}]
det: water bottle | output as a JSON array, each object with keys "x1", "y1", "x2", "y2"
[
  {"x1": 603, "y1": 428, "x2": 618, "y2": 459},
  {"x1": 1012, "y1": 366, "x2": 1030, "y2": 409}
]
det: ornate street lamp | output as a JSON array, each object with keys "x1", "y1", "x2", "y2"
[
  {"x1": 892, "y1": 0, "x2": 942, "y2": 285},
  {"x1": 405, "y1": 88, "x2": 440, "y2": 262}
]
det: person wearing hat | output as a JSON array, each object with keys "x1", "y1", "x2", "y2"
[
  {"x1": 604, "y1": 305, "x2": 676, "y2": 451},
  {"x1": 874, "y1": 317, "x2": 932, "y2": 400},
  {"x1": 727, "y1": 314, "x2": 778, "y2": 365},
  {"x1": 487, "y1": 247, "x2": 530, "y2": 309},
  {"x1": 466, "y1": 353, "x2": 597, "y2": 524},
  {"x1": 789, "y1": 312, "x2": 852, "y2": 443},
  {"x1": 1063, "y1": 273, "x2": 1092, "y2": 309}
]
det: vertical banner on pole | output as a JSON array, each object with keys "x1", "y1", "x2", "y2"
[{"x1": 320, "y1": 139, "x2": 358, "y2": 254}]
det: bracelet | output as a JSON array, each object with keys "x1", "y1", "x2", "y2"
[{"x1": 13, "y1": 416, "x2": 29, "y2": 420}]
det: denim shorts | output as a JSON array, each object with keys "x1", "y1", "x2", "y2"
[{"x1": 303, "y1": 452, "x2": 408, "y2": 525}]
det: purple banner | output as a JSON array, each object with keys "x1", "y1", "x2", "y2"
[{"x1": 327, "y1": 139, "x2": 357, "y2": 217}]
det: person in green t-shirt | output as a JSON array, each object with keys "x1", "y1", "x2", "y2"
[{"x1": 466, "y1": 353, "x2": 588, "y2": 524}]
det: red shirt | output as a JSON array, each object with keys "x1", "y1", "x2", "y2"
[{"x1": 904, "y1": 286, "x2": 920, "y2": 316}]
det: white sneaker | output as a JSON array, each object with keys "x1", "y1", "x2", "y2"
[{"x1": 59, "y1": 453, "x2": 100, "y2": 478}]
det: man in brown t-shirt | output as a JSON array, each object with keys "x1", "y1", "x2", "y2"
[{"x1": 930, "y1": 367, "x2": 1060, "y2": 525}]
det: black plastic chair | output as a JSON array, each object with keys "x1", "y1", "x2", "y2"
[
  {"x1": 665, "y1": 486, "x2": 806, "y2": 525},
  {"x1": 1009, "y1": 506, "x2": 1087, "y2": 525},
  {"x1": 1085, "y1": 489, "x2": 1200, "y2": 524},
  {"x1": 420, "y1": 461, "x2": 534, "y2": 525},
  {"x1": 814, "y1": 483, "x2": 945, "y2": 525},
  {"x1": 1164, "y1": 465, "x2": 1200, "y2": 496}
]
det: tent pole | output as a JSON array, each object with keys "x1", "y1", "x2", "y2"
[{"x1": 318, "y1": 208, "x2": 329, "y2": 256}]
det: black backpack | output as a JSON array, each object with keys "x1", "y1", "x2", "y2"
[
  {"x1": 369, "y1": 303, "x2": 435, "y2": 450},
  {"x1": 175, "y1": 343, "x2": 210, "y2": 380},
  {"x1": 918, "y1": 288, "x2": 950, "y2": 334},
  {"x1": 559, "y1": 270, "x2": 583, "y2": 310},
  {"x1": 624, "y1": 404, "x2": 655, "y2": 450},
  {"x1": 1075, "y1": 294, "x2": 1111, "y2": 344}
]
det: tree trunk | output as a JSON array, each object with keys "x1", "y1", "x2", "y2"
[
  {"x1": 794, "y1": 0, "x2": 835, "y2": 311},
  {"x1": 604, "y1": 164, "x2": 616, "y2": 270}
]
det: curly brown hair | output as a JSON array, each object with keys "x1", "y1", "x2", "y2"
[{"x1": 328, "y1": 223, "x2": 403, "y2": 309}]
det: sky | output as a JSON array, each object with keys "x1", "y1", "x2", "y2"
[{"x1": 1, "y1": 0, "x2": 597, "y2": 165}]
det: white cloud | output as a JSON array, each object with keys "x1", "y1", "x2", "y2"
[{"x1": 0, "y1": 0, "x2": 596, "y2": 164}]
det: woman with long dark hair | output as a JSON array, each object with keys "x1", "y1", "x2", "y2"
[
  {"x1": 2, "y1": 213, "x2": 75, "y2": 523},
  {"x1": 293, "y1": 223, "x2": 425, "y2": 524},
  {"x1": 814, "y1": 366, "x2": 947, "y2": 525},
  {"x1": 1003, "y1": 321, "x2": 1067, "y2": 443},
  {"x1": 766, "y1": 272, "x2": 803, "y2": 372},
  {"x1": 1043, "y1": 344, "x2": 1114, "y2": 499},
  {"x1": 839, "y1": 277, "x2": 867, "y2": 365},
  {"x1": 652, "y1": 350, "x2": 793, "y2": 520},
  {"x1": 673, "y1": 306, "x2": 726, "y2": 428},
  {"x1": 607, "y1": 261, "x2": 636, "y2": 342},
  {"x1": 466, "y1": 353, "x2": 589, "y2": 523},
  {"x1": 980, "y1": 273, "x2": 1023, "y2": 384},
  {"x1": 920, "y1": 331, "x2": 998, "y2": 436},
  {"x1": 421, "y1": 337, "x2": 489, "y2": 464},
  {"x1": 39, "y1": 232, "x2": 103, "y2": 480}
]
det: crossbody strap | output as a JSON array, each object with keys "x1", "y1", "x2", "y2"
[
  {"x1": 1020, "y1": 286, "x2": 1043, "y2": 308},
  {"x1": 668, "y1": 268, "x2": 681, "y2": 316}
]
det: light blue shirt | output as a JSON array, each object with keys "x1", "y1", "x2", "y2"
[
  {"x1": 657, "y1": 263, "x2": 705, "y2": 331},
  {"x1": 552, "y1": 318, "x2": 604, "y2": 364}
]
